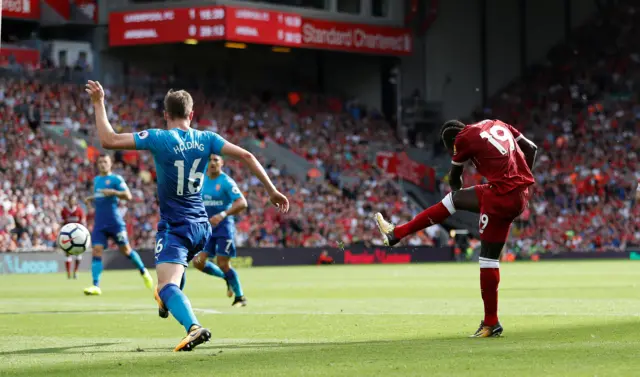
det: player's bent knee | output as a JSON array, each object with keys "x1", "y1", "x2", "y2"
[
  {"x1": 192, "y1": 255, "x2": 206, "y2": 271},
  {"x1": 217, "y1": 257, "x2": 231, "y2": 271},
  {"x1": 118, "y1": 245, "x2": 131, "y2": 256}
]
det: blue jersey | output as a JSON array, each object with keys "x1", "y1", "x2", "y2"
[
  {"x1": 202, "y1": 172, "x2": 243, "y2": 238},
  {"x1": 133, "y1": 128, "x2": 226, "y2": 225},
  {"x1": 93, "y1": 174, "x2": 128, "y2": 229}
]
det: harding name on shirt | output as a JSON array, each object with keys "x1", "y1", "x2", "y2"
[{"x1": 174, "y1": 141, "x2": 205, "y2": 154}]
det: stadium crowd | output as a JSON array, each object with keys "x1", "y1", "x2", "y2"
[
  {"x1": 0, "y1": 71, "x2": 431, "y2": 251},
  {"x1": 2, "y1": 3, "x2": 639, "y2": 253},
  {"x1": 475, "y1": 3, "x2": 640, "y2": 254}
]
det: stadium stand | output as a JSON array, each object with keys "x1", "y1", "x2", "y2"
[
  {"x1": 0, "y1": 70, "x2": 434, "y2": 251},
  {"x1": 1, "y1": 3, "x2": 639, "y2": 254},
  {"x1": 471, "y1": 3, "x2": 640, "y2": 254}
]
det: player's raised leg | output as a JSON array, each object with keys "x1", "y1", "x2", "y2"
[
  {"x1": 375, "y1": 187, "x2": 480, "y2": 246},
  {"x1": 470, "y1": 241, "x2": 504, "y2": 338},
  {"x1": 155, "y1": 231, "x2": 211, "y2": 352},
  {"x1": 84, "y1": 243, "x2": 104, "y2": 295}
]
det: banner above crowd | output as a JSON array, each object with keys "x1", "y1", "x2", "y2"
[{"x1": 108, "y1": 5, "x2": 412, "y2": 56}]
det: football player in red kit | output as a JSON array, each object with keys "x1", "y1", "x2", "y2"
[
  {"x1": 375, "y1": 119, "x2": 537, "y2": 338},
  {"x1": 61, "y1": 195, "x2": 86, "y2": 279}
]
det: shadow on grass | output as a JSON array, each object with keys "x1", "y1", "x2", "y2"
[
  {"x1": 0, "y1": 309, "x2": 149, "y2": 315},
  {"x1": 4, "y1": 319, "x2": 640, "y2": 358},
  {"x1": 3, "y1": 319, "x2": 640, "y2": 377},
  {"x1": 0, "y1": 343, "x2": 120, "y2": 356}
]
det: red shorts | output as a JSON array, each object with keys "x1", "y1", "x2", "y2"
[{"x1": 474, "y1": 184, "x2": 530, "y2": 243}]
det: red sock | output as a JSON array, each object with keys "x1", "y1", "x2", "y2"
[
  {"x1": 65, "y1": 258, "x2": 72, "y2": 278},
  {"x1": 394, "y1": 194, "x2": 455, "y2": 239},
  {"x1": 480, "y1": 265, "x2": 500, "y2": 326},
  {"x1": 74, "y1": 258, "x2": 81, "y2": 273}
]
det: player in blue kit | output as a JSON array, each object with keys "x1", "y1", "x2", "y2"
[
  {"x1": 83, "y1": 154, "x2": 153, "y2": 296},
  {"x1": 85, "y1": 80, "x2": 289, "y2": 351},
  {"x1": 192, "y1": 155, "x2": 248, "y2": 307}
]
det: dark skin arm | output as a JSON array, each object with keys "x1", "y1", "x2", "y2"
[
  {"x1": 448, "y1": 164, "x2": 464, "y2": 192},
  {"x1": 517, "y1": 136, "x2": 538, "y2": 171}
]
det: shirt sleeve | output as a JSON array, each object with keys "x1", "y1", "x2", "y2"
[
  {"x1": 208, "y1": 132, "x2": 227, "y2": 156},
  {"x1": 505, "y1": 123, "x2": 524, "y2": 142},
  {"x1": 133, "y1": 129, "x2": 160, "y2": 151},
  {"x1": 226, "y1": 178, "x2": 243, "y2": 202},
  {"x1": 114, "y1": 175, "x2": 129, "y2": 192},
  {"x1": 451, "y1": 128, "x2": 472, "y2": 166}
]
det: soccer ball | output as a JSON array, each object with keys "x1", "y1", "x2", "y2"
[{"x1": 57, "y1": 223, "x2": 91, "y2": 255}]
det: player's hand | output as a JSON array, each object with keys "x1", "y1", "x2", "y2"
[
  {"x1": 85, "y1": 80, "x2": 105, "y2": 104},
  {"x1": 269, "y1": 190, "x2": 289, "y2": 213},
  {"x1": 209, "y1": 214, "x2": 225, "y2": 227},
  {"x1": 84, "y1": 196, "x2": 94, "y2": 204},
  {"x1": 100, "y1": 189, "x2": 118, "y2": 197}
]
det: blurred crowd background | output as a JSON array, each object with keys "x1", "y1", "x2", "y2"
[{"x1": 1, "y1": 0, "x2": 638, "y2": 255}]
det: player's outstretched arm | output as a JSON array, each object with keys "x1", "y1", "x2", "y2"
[
  {"x1": 220, "y1": 142, "x2": 289, "y2": 213},
  {"x1": 448, "y1": 164, "x2": 464, "y2": 192},
  {"x1": 85, "y1": 80, "x2": 136, "y2": 150},
  {"x1": 516, "y1": 136, "x2": 538, "y2": 171}
]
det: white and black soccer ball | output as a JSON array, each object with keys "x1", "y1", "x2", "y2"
[{"x1": 57, "y1": 223, "x2": 91, "y2": 255}]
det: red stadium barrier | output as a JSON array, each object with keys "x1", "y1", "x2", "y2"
[{"x1": 0, "y1": 47, "x2": 40, "y2": 66}]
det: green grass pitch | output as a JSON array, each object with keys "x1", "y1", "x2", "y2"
[{"x1": 1, "y1": 261, "x2": 639, "y2": 376}]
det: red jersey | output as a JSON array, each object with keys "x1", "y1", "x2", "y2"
[
  {"x1": 61, "y1": 206, "x2": 85, "y2": 225},
  {"x1": 452, "y1": 119, "x2": 535, "y2": 194}
]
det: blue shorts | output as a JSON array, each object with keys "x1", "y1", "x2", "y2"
[
  {"x1": 155, "y1": 221, "x2": 212, "y2": 266},
  {"x1": 204, "y1": 236, "x2": 237, "y2": 258},
  {"x1": 92, "y1": 224, "x2": 129, "y2": 248}
]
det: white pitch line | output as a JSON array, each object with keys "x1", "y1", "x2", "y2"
[
  {"x1": 193, "y1": 310, "x2": 640, "y2": 317},
  {"x1": 194, "y1": 308, "x2": 222, "y2": 314}
]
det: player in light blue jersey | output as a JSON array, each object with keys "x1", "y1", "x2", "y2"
[
  {"x1": 85, "y1": 80, "x2": 289, "y2": 352},
  {"x1": 192, "y1": 155, "x2": 248, "y2": 307},
  {"x1": 83, "y1": 154, "x2": 153, "y2": 296}
]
